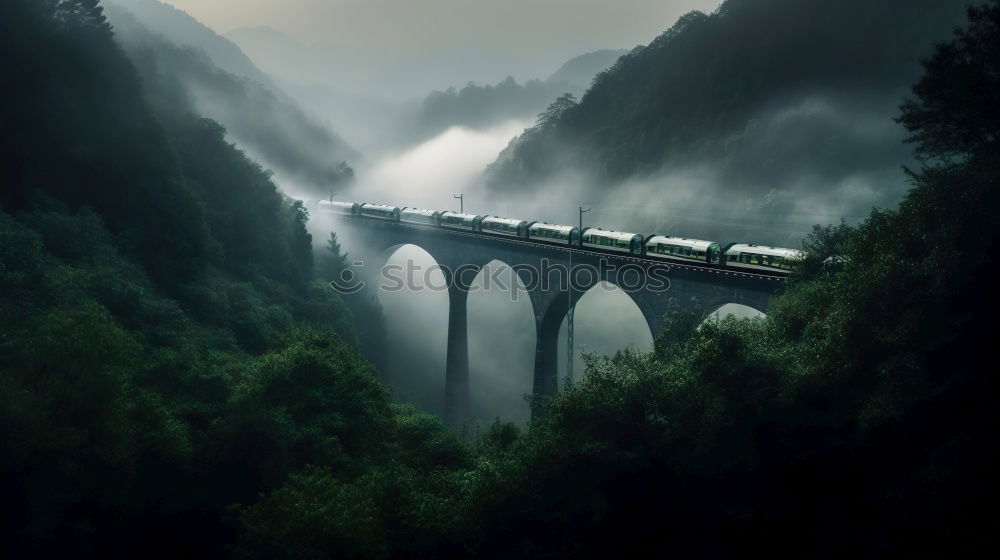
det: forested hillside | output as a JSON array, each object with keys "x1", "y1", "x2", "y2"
[
  {"x1": 2, "y1": 0, "x2": 998, "y2": 557},
  {"x1": 0, "y1": 1, "x2": 443, "y2": 555},
  {"x1": 104, "y1": 0, "x2": 358, "y2": 195},
  {"x1": 485, "y1": 0, "x2": 968, "y2": 196}
]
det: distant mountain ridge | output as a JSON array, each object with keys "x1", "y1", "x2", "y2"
[
  {"x1": 226, "y1": 23, "x2": 632, "y2": 155},
  {"x1": 227, "y1": 25, "x2": 304, "y2": 55},
  {"x1": 484, "y1": 0, "x2": 969, "y2": 196},
  {"x1": 396, "y1": 50, "x2": 631, "y2": 147},
  {"x1": 546, "y1": 49, "x2": 628, "y2": 88}
]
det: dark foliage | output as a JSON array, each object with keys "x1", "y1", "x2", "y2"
[
  {"x1": 898, "y1": 0, "x2": 1000, "y2": 161},
  {"x1": 0, "y1": 2, "x2": 448, "y2": 556}
]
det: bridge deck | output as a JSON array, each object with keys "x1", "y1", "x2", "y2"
[{"x1": 329, "y1": 215, "x2": 786, "y2": 283}]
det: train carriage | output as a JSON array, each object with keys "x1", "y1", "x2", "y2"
[
  {"x1": 400, "y1": 207, "x2": 441, "y2": 226},
  {"x1": 307, "y1": 197, "x2": 807, "y2": 272},
  {"x1": 360, "y1": 203, "x2": 401, "y2": 221},
  {"x1": 527, "y1": 222, "x2": 581, "y2": 246},
  {"x1": 646, "y1": 236, "x2": 721, "y2": 265},
  {"x1": 439, "y1": 211, "x2": 485, "y2": 232},
  {"x1": 581, "y1": 228, "x2": 644, "y2": 255},
  {"x1": 480, "y1": 216, "x2": 535, "y2": 239},
  {"x1": 724, "y1": 243, "x2": 804, "y2": 274},
  {"x1": 316, "y1": 200, "x2": 360, "y2": 215}
]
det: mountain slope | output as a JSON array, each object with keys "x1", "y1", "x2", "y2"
[
  {"x1": 484, "y1": 0, "x2": 968, "y2": 199},
  {"x1": 108, "y1": 0, "x2": 272, "y2": 85},
  {"x1": 546, "y1": 49, "x2": 628, "y2": 88},
  {"x1": 105, "y1": 1, "x2": 359, "y2": 194}
]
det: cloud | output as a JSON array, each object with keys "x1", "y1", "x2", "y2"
[{"x1": 360, "y1": 120, "x2": 529, "y2": 208}]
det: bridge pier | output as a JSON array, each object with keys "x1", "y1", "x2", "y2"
[
  {"x1": 531, "y1": 302, "x2": 566, "y2": 419},
  {"x1": 444, "y1": 282, "x2": 471, "y2": 429}
]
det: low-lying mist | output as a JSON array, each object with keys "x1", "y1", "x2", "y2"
[{"x1": 357, "y1": 121, "x2": 530, "y2": 210}]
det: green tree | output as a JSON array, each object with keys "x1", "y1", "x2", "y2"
[
  {"x1": 535, "y1": 93, "x2": 577, "y2": 129},
  {"x1": 898, "y1": 0, "x2": 1000, "y2": 161}
]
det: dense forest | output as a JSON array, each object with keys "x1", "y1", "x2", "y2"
[
  {"x1": 2, "y1": 0, "x2": 999, "y2": 557},
  {"x1": 485, "y1": 0, "x2": 969, "y2": 195}
]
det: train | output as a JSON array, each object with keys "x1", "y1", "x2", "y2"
[{"x1": 315, "y1": 200, "x2": 805, "y2": 275}]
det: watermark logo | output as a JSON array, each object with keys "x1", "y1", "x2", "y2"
[{"x1": 329, "y1": 258, "x2": 671, "y2": 300}]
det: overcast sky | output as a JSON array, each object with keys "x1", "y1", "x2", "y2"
[{"x1": 164, "y1": 0, "x2": 722, "y2": 84}]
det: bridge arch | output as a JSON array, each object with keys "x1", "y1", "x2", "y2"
[
  {"x1": 556, "y1": 281, "x2": 654, "y2": 390},
  {"x1": 704, "y1": 302, "x2": 767, "y2": 322},
  {"x1": 466, "y1": 259, "x2": 536, "y2": 424},
  {"x1": 372, "y1": 244, "x2": 450, "y2": 417},
  {"x1": 373, "y1": 243, "x2": 450, "y2": 291}
]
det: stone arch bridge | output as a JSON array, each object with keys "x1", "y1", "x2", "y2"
[{"x1": 327, "y1": 217, "x2": 785, "y2": 427}]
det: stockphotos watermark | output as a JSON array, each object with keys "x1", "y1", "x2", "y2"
[{"x1": 328, "y1": 258, "x2": 671, "y2": 300}]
